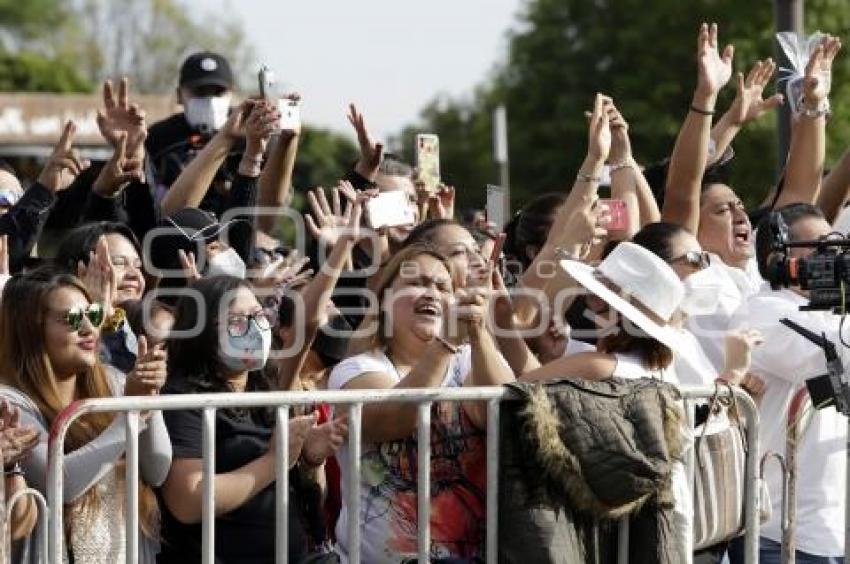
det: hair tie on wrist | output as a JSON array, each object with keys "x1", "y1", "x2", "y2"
[{"x1": 689, "y1": 105, "x2": 715, "y2": 116}]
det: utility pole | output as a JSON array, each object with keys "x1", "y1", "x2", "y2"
[
  {"x1": 493, "y1": 105, "x2": 510, "y2": 219},
  {"x1": 774, "y1": 0, "x2": 804, "y2": 174}
]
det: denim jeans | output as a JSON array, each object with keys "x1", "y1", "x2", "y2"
[{"x1": 758, "y1": 537, "x2": 843, "y2": 564}]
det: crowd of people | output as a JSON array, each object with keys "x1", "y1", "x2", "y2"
[{"x1": 0, "y1": 20, "x2": 846, "y2": 564}]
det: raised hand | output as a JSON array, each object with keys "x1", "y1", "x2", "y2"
[
  {"x1": 306, "y1": 186, "x2": 351, "y2": 248},
  {"x1": 125, "y1": 336, "x2": 168, "y2": 396},
  {"x1": 244, "y1": 99, "x2": 281, "y2": 157},
  {"x1": 253, "y1": 250, "x2": 312, "y2": 289},
  {"x1": 97, "y1": 78, "x2": 147, "y2": 159},
  {"x1": 0, "y1": 399, "x2": 39, "y2": 468},
  {"x1": 696, "y1": 23, "x2": 734, "y2": 97},
  {"x1": 803, "y1": 35, "x2": 842, "y2": 107},
  {"x1": 606, "y1": 103, "x2": 631, "y2": 164},
  {"x1": 301, "y1": 415, "x2": 349, "y2": 466},
  {"x1": 586, "y1": 93, "x2": 612, "y2": 163},
  {"x1": 221, "y1": 100, "x2": 255, "y2": 141},
  {"x1": 177, "y1": 249, "x2": 201, "y2": 282},
  {"x1": 77, "y1": 236, "x2": 118, "y2": 317},
  {"x1": 727, "y1": 59, "x2": 784, "y2": 126},
  {"x1": 723, "y1": 328, "x2": 764, "y2": 385},
  {"x1": 92, "y1": 131, "x2": 145, "y2": 196},
  {"x1": 37, "y1": 121, "x2": 90, "y2": 193},
  {"x1": 347, "y1": 104, "x2": 384, "y2": 180},
  {"x1": 428, "y1": 184, "x2": 456, "y2": 220}
]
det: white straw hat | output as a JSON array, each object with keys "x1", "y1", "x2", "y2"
[{"x1": 560, "y1": 242, "x2": 686, "y2": 351}]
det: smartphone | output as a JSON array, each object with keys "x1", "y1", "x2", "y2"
[
  {"x1": 258, "y1": 65, "x2": 275, "y2": 99},
  {"x1": 486, "y1": 184, "x2": 506, "y2": 231},
  {"x1": 279, "y1": 98, "x2": 301, "y2": 131},
  {"x1": 415, "y1": 134, "x2": 440, "y2": 193},
  {"x1": 599, "y1": 198, "x2": 628, "y2": 231},
  {"x1": 366, "y1": 191, "x2": 416, "y2": 229},
  {"x1": 490, "y1": 232, "x2": 507, "y2": 264}
]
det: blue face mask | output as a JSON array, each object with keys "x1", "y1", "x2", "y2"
[{"x1": 220, "y1": 320, "x2": 272, "y2": 372}]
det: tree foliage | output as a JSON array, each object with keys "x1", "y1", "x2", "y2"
[{"x1": 398, "y1": 0, "x2": 850, "y2": 211}]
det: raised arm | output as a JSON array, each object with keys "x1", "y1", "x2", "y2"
[
  {"x1": 607, "y1": 105, "x2": 642, "y2": 239},
  {"x1": 512, "y1": 94, "x2": 611, "y2": 327},
  {"x1": 710, "y1": 59, "x2": 783, "y2": 166},
  {"x1": 661, "y1": 23, "x2": 733, "y2": 234},
  {"x1": 775, "y1": 35, "x2": 841, "y2": 209},
  {"x1": 347, "y1": 104, "x2": 384, "y2": 184},
  {"x1": 159, "y1": 100, "x2": 255, "y2": 217},
  {"x1": 276, "y1": 188, "x2": 368, "y2": 389},
  {"x1": 257, "y1": 96, "x2": 298, "y2": 233},
  {"x1": 818, "y1": 147, "x2": 850, "y2": 223}
]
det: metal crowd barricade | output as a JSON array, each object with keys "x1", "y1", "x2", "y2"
[{"x1": 36, "y1": 384, "x2": 761, "y2": 564}]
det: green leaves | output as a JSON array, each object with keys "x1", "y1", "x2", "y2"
[{"x1": 401, "y1": 0, "x2": 850, "y2": 211}]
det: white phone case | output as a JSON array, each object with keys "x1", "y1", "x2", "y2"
[
  {"x1": 279, "y1": 98, "x2": 301, "y2": 131},
  {"x1": 367, "y1": 191, "x2": 416, "y2": 229}
]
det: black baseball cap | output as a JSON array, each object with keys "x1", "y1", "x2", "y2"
[{"x1": 179, "y1": 51, "x2": 234, "y2": 90}]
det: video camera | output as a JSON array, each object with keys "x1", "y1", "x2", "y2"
[
  {"x1": 762, "y1": 211, "x2": 850, "y2": 415},
  {"x1": 762, "y1": 211, "x2": 850, "y2": 312}
]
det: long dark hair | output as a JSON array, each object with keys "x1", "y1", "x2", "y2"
[
  {"x1": 631, "y1": 222, "x2": 689, "y2": 263},
  {"x1": 503, "y1": 192, "x2": 566, "y2": 269},
  {"x1": 53, "y1": 221, "x2": 141, "y2": 272},
  {"x1": 166, "y1": 275, "x2": 271, "y2": 396}
]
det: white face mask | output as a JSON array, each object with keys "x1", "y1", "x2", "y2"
[
  {"x1": 184, "y1": 94, "x2": 232, "y2": 133},
  {"x1": 221, "y1": 319, "x2": 272, "y2": 372},
  {"x1": 206, "y1": 247, "x2": 246, "y2": 279},
  {"x1": 680, "y1": 266, "x2": 723, "y2": 316}
]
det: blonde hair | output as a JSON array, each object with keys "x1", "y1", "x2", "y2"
[
  {"x1": 348, "y1": 243, "x2": 452, "y2": 356},
  {"x1": 0, "y1": 268, "x2": 159, "y2": 538}
]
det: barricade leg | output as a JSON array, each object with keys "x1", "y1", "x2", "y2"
[{"x1": 417, "y1": 403, "x2": 432, "y2": 562}]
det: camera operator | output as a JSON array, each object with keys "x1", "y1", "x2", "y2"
[
  {"x1": 146, "y1": 51, "x2": 243, "y2": 216},
  {"x1": 730, "y1": 202, "x2": 845, "y2": 563}
]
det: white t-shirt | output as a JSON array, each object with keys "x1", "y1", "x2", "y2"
[
  {"x1": 730, "y1": 287, "x2": 846, "y2": 556},
  {"x1": 329, "y1": 345, "x2": 487, "y2": 564},
  {"x1": 686, "y1": 255, "x2": 764, "y2": 372}
]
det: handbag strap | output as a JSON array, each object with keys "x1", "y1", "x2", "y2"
[{"x1": 695, "y1": 381, "x2": 746, "y2": 468}]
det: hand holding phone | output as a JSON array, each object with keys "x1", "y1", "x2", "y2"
[{"x1": 598, "y1": 198, "x2": 628, "y2": 231}]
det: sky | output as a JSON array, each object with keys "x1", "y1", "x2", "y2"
[{"x1": 186, "y1": 0, "x2": 522, "y2": 140}]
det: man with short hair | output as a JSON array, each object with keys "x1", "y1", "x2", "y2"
[{"x1": 731, "y1": 203, "x2": 846, "y2": 563}]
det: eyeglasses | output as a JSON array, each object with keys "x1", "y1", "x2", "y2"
[
  {"x1": 57, "y1": 303, "x2": 105, "y2": 331},
  {"x1": 225, "y1": 311, "x2": 271, "y2": 337},
  {"x1": 672, "y1": 251, "x2": 711, "y2": 269}
]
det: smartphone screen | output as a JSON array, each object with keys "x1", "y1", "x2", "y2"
[
  {"x1": 486, "y1": 185, "x2": 506, "y2": 231},
  {"x1": 599, "y1": 198, "x2": 628, "y2": 231},
  {"x1": 415, "y1": 134, "x2": 440, "y2": 193},
  {"x1": 366, "y1": 191, "x2": 416, "y2": 229}
]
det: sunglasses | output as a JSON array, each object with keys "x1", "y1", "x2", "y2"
[
  {"x1": 59, "y1": 303, "x2": 105, "y2": 331},
  {"x1": 225, "y1": 311, "x2": 271, "y2": 337},
  {"x1": 672, "y1": 251, "x2": 711, "y2": 269}
]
